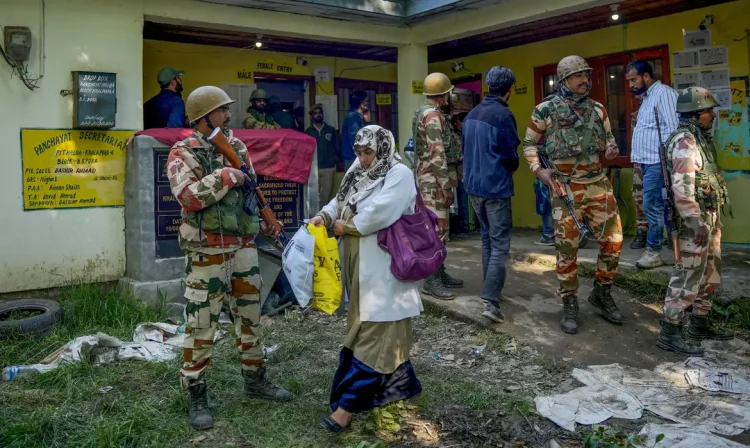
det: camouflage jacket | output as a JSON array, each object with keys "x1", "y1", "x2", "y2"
[
  {"x1": 412, "y1": 101, "x2": 454, "y2": 191},
  {"x1": 167, "y1": 130, "x2": 259, "y2": 251},
  {"x1": 242, "y1": 108, "x2": 281, "y2": 130},
  {"x1": 523, "y1": 94, "x2": 617, "y2": 184},
  {"x1": 666, "y1": 122, "x2": 732, "y2": 230}
]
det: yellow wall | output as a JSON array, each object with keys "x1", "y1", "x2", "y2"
[
  {"x1": 430, "y1": 1, "x2": 750, "y2": 243},
  {"x1": 143, "y1": 40, "x2": 397, "y2": 101}
]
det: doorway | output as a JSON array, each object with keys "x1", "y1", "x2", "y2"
[{"x1": 533, "y1": 45, "x2": 671, "y2": 167}]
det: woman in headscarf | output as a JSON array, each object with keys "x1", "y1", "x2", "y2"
[{"x1": 309, "y1": 125, "x2": 423, "y2": 432}]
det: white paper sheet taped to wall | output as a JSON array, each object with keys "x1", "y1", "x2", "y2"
[
  {"x1": 700, "y1": 46, "x2": 729, "y2": 67},
  {"x1": 673, "y1": 50, "x2": 701, "y2": 70},
  {"x1": 700, "y1": 68, "x2": 731, "y2": 90}
]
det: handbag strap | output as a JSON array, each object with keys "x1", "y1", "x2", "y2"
[{"x1": 414, "y1": 180, "x2": 426, "y2": 210}]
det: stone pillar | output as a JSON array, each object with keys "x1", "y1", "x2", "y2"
[{"x1": 397, "y1": 43, "x2": 428, "y2": 163}]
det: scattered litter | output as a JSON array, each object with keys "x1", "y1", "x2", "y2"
[
  {"x1": 535, "y1": 383, "x2": 643, "y2": 431},
  {"x1": 218, "y1": 312, "x2": 232, "y2": 325},
  {"x1": 505, "y1": 385, "x2": 522, "y2": 392},
  {"x1": 429, "y1": 351, "x2": 441, "y2": 360},
  {"x1": 263, "y1": 345, "x2": 278, "y2": 357},
  {"x1": 634, "y1": 423, "x2": 747, "y2": 448},
  {"x1": 684, "y1": 369, "x2": 750, "y2": 394},
  {"x1": 472, "y1": 345, "x2": 486, "y2": 356},
  {"x1": 2, "y1": 321, "x2": 228, "y2": 381},
  {"x1": 189, "y1": 434, "x2": 207, "y2": 444},
  {"x1": 99, "y1": 386, "x2": 113, "y2": 394},
  {"x1": 442, "y1": 354, "x2": 456, "y2": 362},
  {"x1": 535, "y1": 339, "x2": 750, "y2": 436}
]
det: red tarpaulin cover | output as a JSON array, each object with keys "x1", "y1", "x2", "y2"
[{"x1": 135, "y1": 128, "x2": 316, "y2": 184}]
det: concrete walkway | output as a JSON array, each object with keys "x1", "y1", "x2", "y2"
[{"x1": 423, "y1": 229, "x2": 749, "y2": 371}]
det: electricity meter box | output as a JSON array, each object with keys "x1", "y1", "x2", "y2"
[{"x1": 3, "y1": 26, "x2": 32, "y2": 62}]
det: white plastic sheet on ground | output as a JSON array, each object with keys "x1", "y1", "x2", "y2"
[
  {"x1": 635, "y1": 423, "x2": 747, "y2": 448},
  {"x1": 535, "y1": 339, "x2": 750, "y2": 436},
  {"x1": 2, "y1": 322, "x2": 227, "y2": 380}
]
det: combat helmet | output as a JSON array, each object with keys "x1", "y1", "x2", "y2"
[
  {"x1": 676, "y1": 87, "x2": 720, "y2": 114},
  {"x1": 423, "y1": 73, "x2": 454, "y2": 96},
  {"x1": 557, "y1": 56, "x2": 592, "y2": 81},
  {"x1": 250, "y1": 89, "x2": 269, "y2": 100},
  {"x1": 186, "y1": 86, "x2": 236, "y2": 124}
]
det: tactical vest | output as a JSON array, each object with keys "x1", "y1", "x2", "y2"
[
  {"x1": 411, "y1": 103, "x2": 459, "y2": 164},
  {"x1": 666, "y1": 127, "x2": 731, "y2": 218},
  {"x1": 542, "y1": 95, "x2": 607, "y2": 161},
  {"x1": 245, "y1": 107, "x2": 276, "y2": 126},
  {"x1": 181, "y1": 139, "x2": 259, "y2": 237},
  {"x1": 442, "y1": 114, "x2": 463, "y2": 166}
]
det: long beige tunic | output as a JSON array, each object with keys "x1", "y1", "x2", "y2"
[{"x1": 342, "y1": 235, "x2": 412, "y2": 374}]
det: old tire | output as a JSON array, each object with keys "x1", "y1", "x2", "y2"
[{"x1": 0, "y1": 299, "x2": 62, "y2": 339}]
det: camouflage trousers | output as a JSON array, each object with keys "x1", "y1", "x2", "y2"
[
  {"x1": 663, "y1": 213, "x2": 721, "y2": 324},
  {"x1": 180, "y1": 244, "x2": 263, "y2": 390},
  {"x1": 632, "y1": 163, "x2": 648, "y2": 232},
  {"x1": 419, "y1": 184, "x2": 450, "y2": 242},
  {"x1": 552, "y1": 177, "x2": 623, "y2": 297}
]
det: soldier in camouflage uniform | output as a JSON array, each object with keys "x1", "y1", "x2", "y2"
[
  {"x1": 523, "y1": 56, "x2": 623, "y2": 334},
  {"x1": 630, "y1": 94, "x2": 649, "y2": 249},
  {"x1": 169, "y1": 86, "x2": 291, "y2": 430},
  {"x1": 242, "y1": 89, "x2": 281, "y2": 130},
  {"x1": 413, "y1": 72, "x2": 464, "y2": 300},
  {"x1": 656, "y1": 87, "x2": 734, "y2": 356}
]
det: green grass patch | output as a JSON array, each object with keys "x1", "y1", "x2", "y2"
[
  {"x1": 0, "y1": 283, "x2": 165, "y2": 367},
  {"x1": 1, "y1": 284, "x2": 559, "y2": 447}
]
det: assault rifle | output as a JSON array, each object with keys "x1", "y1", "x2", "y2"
[
  {"x1": 654, "y1": 108, "x2": 682, "y2": 269},
  {"x1": 538, "y1": 151, "x2": 595, "y2": 241},
  {"x1": 200, "y1": 124, "x2": 287, "y2": 250}
]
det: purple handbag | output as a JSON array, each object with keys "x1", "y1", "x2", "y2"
[{"x1": 377, "y1": 186, "x2": 447, "y2": 281}]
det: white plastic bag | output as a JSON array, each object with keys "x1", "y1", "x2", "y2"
[{"x1": 281, "y1": 225, "x2": 316, "y2": 307}]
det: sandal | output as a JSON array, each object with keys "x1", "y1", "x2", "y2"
[{"x1": 321, "y1": 415, "x2": 350, "y2": 433}]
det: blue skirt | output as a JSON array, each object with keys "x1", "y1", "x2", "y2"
[{"x1": 330, "y1": 348, "x2": 422, "y2": 413}]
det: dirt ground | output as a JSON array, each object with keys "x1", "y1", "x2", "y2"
[{"x1": 434, "y1": 235, "x2": 685, "y2": 370}]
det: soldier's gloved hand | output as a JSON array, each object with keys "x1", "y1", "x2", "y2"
[
  {"x1": 224, "y1": 168, "x2": 248, "y2": 186},
  {"x1": 536, "y1": 169, "x2": 556, "y2": 189},
  {"x1": 693, "y1": 224, "x2": 710, "y2": 248},
  {"x1": 441, "y1": 189, "x2": 455, "y2": 207}
]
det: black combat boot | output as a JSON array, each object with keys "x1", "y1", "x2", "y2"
[
  {"x1": 630, "y1": 228, "x2": 647, "y2": 249},
  {"x1": 687, "y1": 315, "x2": 734, "y2": 341},
  {"x1": 439, "y1": 264, "x2": 464, "y2": 288},
  {"x1": 560, "y1": 295, "x2": 579, "y2": 334},
  {"x1": 243, "y1": 368, "x2": 292, "y2": 401},
  {"x1": 421, "y1": 273, "x2": 455, "y2": 300},
  {"x1": 188, "y1": 384, "x2": 214, "y2": 430},
  {"x1": 588, "y1": 281, "x2": 623, "y2": 324},
  {"x1": 656, "y1": 321, "x2": 704, "y2": 356}
]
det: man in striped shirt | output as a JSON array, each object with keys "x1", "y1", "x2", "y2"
[{"x1": 626, "y1": 60, "x2": 679, "y2": 270}]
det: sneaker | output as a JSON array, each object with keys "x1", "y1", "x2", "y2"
[
  {"x1": 636, "y1": 248, "x2": 664, "y2": 270},
  {"x1": 481, "y1": 303, "x2": 505, "y2": 323},
  {"x1": 534, "y1": 235, "x2": 555, "y2": 246}
]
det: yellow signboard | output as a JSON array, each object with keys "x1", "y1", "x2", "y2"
[
  {"x1": 236, "y1": 69, "x2": 254, "y2": 83},
  {"x1": 376, "y1": 94, "x2": 392, "y2": 105},
  {"x1": 21, "y1": 129, "x2": 132, "y2": 210},
  {"x1": 411, "y1": 81, "x2": 424, "y2": 94}
]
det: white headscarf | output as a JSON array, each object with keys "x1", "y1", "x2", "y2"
[{"x1": 336, "y1": 125, "x2": 402, "y2": 219}]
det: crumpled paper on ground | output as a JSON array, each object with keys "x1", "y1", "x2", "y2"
[
  {"x1": 534, "y1": 383, "x2": 642, "y2": 431},
  {"x1": 535, "y1": 339, "x2": 750, "y2": 436},
  {"x1": 634, "y1": 423, "x2": 747, "y2": 448},
  {"x1": 2, "y1": 322, "x2": 227, "y2": 380}
]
